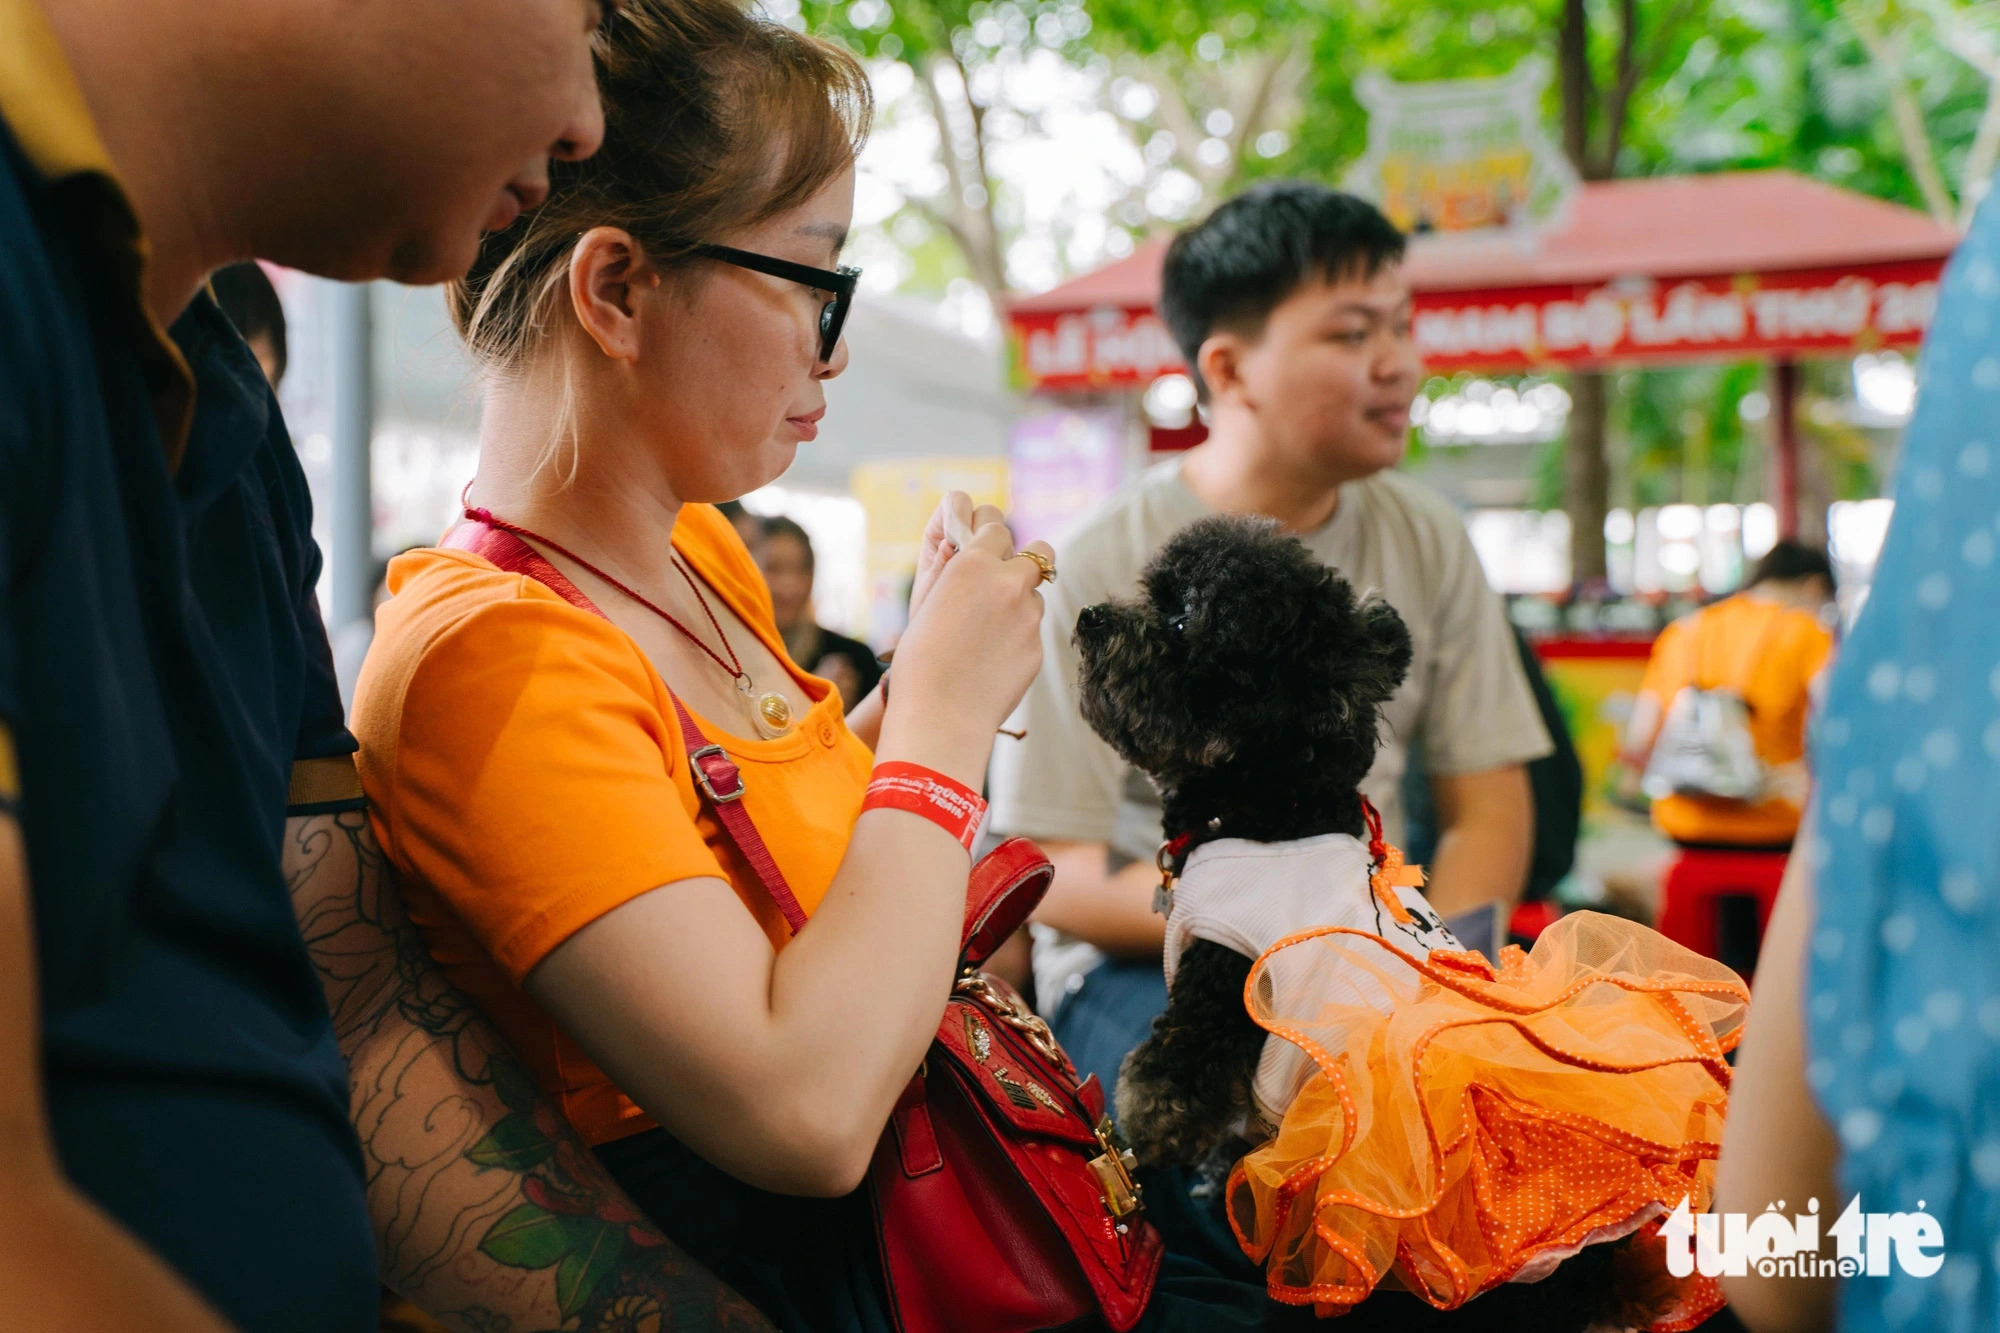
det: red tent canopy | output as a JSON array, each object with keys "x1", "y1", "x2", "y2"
[{"x1": 1009, "y1": 170, "x2": 1958, "y2": 390}]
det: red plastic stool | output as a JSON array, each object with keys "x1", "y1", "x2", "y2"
[
  {"x1": 1657, "y1": 845, "x2": 1790, "y2": 980},
  {"x1": 1508, "y1": 900, "x2": 1563, "y2": 942}
]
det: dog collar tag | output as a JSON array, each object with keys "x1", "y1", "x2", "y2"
[{"x1": 1153, "y1": 836, "x2": 1189, "y2": 916}]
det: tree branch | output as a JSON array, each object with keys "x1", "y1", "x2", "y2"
[
  {"x1": 1845, "y1": 0, "x2": 1960, "y2": 224},
  {"x1": 1603, "y1": 0, "x2": 1641, "y2": 173},
  {"x1": 915, "y1": 53, "x2": 1008, "y2": 300},
  {"x1": 916, "y1": 55, "x2": 972, "y2": 211},
  {"x1": 1609, "y1": 0, "x2": 1704, "y2": 171},
  {"x1": 1230, "y1": 47, "x2": 1301, "y2": 165},
  {"x1": 1912, "y1": 0, "x2": 2000, "y2": 80},
  {"x1": 1636, "y1": 0, "x2": 1705, "y2": 81},
  {"x1": 1959, "y1": 76, "x2": 2000, "y2": 226},
  {"x1": 1558, "y1": 0, "x2": 1600, "y2": 177},
  {"x1": 947, "y1": 45, "x2": 1010, "y2": 298},
  {"x1": 1909, "y1": 0, "x2": 2000, "y2": 219},
  {"x1": 1145, "y1": 54, "x2": 1221, "y2": 188},
  {"x1": 909, "y1": 196, "x2": 978, "y2": 264}
]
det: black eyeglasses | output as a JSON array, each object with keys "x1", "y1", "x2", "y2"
[{"x1": 695, "y1": 244, "x2": 860, "y2": 363}]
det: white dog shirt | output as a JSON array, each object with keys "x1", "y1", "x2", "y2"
[{"x1": 1161, "y1": 833, "x2": 1462, "y2": 1125}]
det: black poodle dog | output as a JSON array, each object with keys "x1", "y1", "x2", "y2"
[
  {"x1": 1072, "y1": 515, "x2": 1667, "y2": 1333},
  {"x1": 1074, "y1": 514, "x2": 1412, "y2": 1169}
]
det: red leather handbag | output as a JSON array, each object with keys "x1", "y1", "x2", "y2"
[
  {"x1": 867, "y1": 837, "x2": 1163, "y2": 1333},
  {"x1": 445, "y1": 520, "x2": 1163, "y2": 1332}
]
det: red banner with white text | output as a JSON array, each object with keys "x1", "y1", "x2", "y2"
[{"x1": 1008, "y1": 259, "x2": 1944, "y2": 390}]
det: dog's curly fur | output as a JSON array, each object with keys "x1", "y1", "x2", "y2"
[
  {"x1": 1074, "y1": 516, "x2": 1657, "y2": 1333},
  {"x1": 1074, "y1": 516, "x2": 1411, "y2": 852},
  {"x1": 1114, "y1": 938, "x2": 1263, "y2": 1171}
]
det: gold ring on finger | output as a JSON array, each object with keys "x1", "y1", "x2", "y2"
[{"x1": 1011, "y1": 549, "x2": 1057, "y2": 585}]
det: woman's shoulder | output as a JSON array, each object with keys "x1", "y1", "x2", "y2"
[
  {"x1": 373, "y1": 544, "x2": 637, "y2": 655},
  {"x1": 355, "y1": 545, "x2": 658, "y2": 743}
]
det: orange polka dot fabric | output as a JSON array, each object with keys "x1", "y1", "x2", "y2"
[{"x1": 1224, "y1": 910, "x2": 1748, "y2": 1329}]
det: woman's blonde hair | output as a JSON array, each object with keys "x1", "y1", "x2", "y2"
[{"x1": 449, "y1": 0, "x2": 872, "y2": 372}]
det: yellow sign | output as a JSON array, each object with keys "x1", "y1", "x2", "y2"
[
  {"x1": 851, "y1": 457, "x2": 1010, "y2": 644},
  {"x1": 1377, "y1": 148, "x2": 1535, "y2": 234},
  {"x1": 1348, "y1": 59, "x2": 1577, "y2": 240}
]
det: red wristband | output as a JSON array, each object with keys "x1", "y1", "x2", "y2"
[{"x1": 862, "y1": 761, "x2": 986, "y2": 852}]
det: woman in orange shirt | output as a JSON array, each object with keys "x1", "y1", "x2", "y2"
[{"x1": 350, "y1": 4, "x2": 1049, "y2": 1326}]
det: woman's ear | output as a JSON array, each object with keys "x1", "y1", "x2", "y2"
[{"x1": 568, "y1": 226, "x2": 649, "y2": 362}]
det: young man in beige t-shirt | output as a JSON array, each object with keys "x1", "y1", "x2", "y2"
[{"x1": 988, "y1": 183, "x2": 1552, "y2": 1095}]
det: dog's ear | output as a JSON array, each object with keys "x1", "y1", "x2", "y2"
[
  {"x1": 1114, "y1": 941, "x2": 1264, "y2": 1169},
  {"x1": 1344, "y1": 596, "x2": 1414, "y2": 709}
]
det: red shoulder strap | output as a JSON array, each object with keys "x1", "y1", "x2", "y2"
[
  {"x1": 443, "y1": 520, "x2": 811, "y2": 935},
  {"x1": 959, "y1": 838, "x2": 1053, "y2": 966}
]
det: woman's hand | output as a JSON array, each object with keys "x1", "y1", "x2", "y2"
[
  {"x1": 882, "y1": 509, "x2": 1050, "y2": 784},
  {"x1": 907, "y1": 491, "x2": 1006, "y2": 626}
]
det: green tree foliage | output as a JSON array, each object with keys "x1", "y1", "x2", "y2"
[
  {"x1": 803, "y1": 0, "x2": 1317, "y2": 297},
  {"x1": 1615, "y1": 361, "x2": 1766, "y2": 509},
  {"x1": 1267, "y1": 0, "x2": 1986, "y2": 559},
  {"x1": 802, "y1": 0, "x2": 1101, "y2": 297},
  {"x1": 806, "y1": 0, "x2": 1987, "y2": 549},
  {"x1": 1265, "y1": 0, "x2": 1766, "y2": 185},
  {"x1": 1083, "y1": 0, "x2": 1319, "y2": 197}
]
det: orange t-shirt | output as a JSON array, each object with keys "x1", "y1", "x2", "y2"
[
  {"x1": 351, "y1": 503, "x2": 874, "y2": 1146},
  {"x1": 1637, "y1": 593, "x2": 1833, "y2": 847}
]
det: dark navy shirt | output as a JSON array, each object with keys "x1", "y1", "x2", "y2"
[{"x1": 0, "y1": 24, "x2": 376, "y2": 1332}]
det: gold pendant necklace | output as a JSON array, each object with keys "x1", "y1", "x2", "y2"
[
  {"x1": 451, "y1": 503, "x2": 795, "y2": 739},
  {"x1": 656, "y1": 556, "x2": 795, "y2": 740},
  {"x1": 739, "y1": 676, "x2": 793, "y2": 739}
]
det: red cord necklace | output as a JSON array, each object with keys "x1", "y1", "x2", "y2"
[{"x1": 461, "y1": 491, "x2": 796, "y2": 739}]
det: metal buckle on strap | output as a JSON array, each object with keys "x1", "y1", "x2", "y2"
[{"x1": 689, "y1": 744, "x2": 745, "y2": 804}]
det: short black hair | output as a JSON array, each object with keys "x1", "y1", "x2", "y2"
[
  {"x1": 759, "y1": 515, "x2": 814, "y2": 572},
  {"x1": 1747, "y1": 539, "x2": 1835, "y2": 594},
  {"x1": 1160, "y1": 182, "x2": 1406, "y2": 398},
  {"x1": 209, "y1": 262, "x2": 288, "y2": 384}
]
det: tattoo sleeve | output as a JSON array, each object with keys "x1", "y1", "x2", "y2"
[{"x1": 284, "y1": 810, "x2": 774, "y2": 1333}]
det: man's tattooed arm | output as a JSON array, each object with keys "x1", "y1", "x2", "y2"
[{"x1": 284, "y1": 810, "x2": 774, "y2": 1333}]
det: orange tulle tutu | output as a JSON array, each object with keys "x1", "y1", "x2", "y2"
[{"x1": 1223, "y1": 911, "x2": 1749, "y2": 1329}]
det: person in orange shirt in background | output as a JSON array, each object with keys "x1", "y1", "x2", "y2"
[{"x1": 1617, "y1": 540, "x2": 1836, "y2": 978}]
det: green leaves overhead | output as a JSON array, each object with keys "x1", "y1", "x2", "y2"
[{"x1": 1087, "y1": 0, "x2": 1322, "y2": 60}]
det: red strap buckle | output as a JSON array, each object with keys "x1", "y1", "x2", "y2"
[{"x1": 689, "y1": 744, "x2": 745, "y2": 804}]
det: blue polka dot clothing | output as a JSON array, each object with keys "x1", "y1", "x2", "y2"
[{"x1": 1809, "y1": 189, "x2": 2000, "y2": 1329}]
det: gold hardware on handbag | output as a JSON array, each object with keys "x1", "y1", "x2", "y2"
[
  {"x1": 956, "y1": 971, "x2": 1070, "y2": 1072},
  {"x1": 1090, "y1": 1117, "x2": 1144, "y2": 1219}
]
